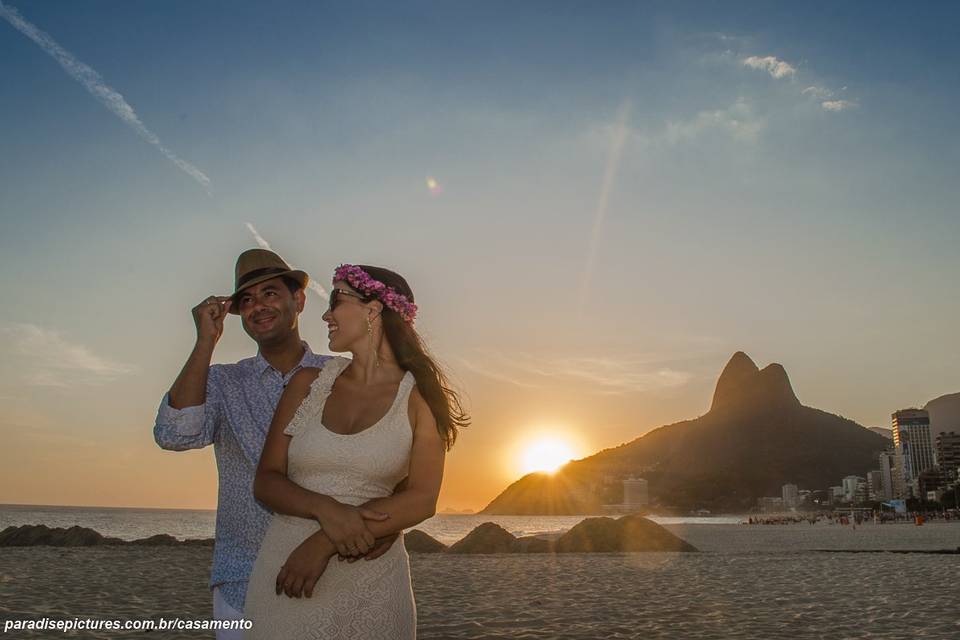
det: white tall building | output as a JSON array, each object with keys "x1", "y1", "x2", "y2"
[
  {"x1": 892, "y1": 409, "x2": 936, "y2": 498},
  {"x1": 842, "y1": 475, "x2": 862, "y2": 503},
  {"x1": 781, "y1": 484, "x2": 800, "y2": 510},
  {"x1": 866, "y1": 471, "x2": 885, "y2": 502},
  {"x1": 622, "y1": 477, "x2": 649, "y2": 507},
  {"x1": 878, "y1": 451, "x2": 896, "y2": 502}
]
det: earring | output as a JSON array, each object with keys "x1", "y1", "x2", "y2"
[{"x1": 367, "y1": 316, "x2": 380, "y2": 368}]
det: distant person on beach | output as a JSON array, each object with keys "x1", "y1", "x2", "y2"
[
  {"x1": 153, "y1": 249, "x2": 400, "y2": 639},
  {"x1": 244, "y1": 264, "x2": 468, "y2": 639}
]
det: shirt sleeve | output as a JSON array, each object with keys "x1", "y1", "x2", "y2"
[{"x1": 153, "y1": 366, "x2": 224, "y2": 451}]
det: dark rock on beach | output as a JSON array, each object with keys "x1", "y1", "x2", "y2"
[
  {"x1": 130, "y1": 533, "x2": 213, "y2": 547},
  {"x1": 404, "y1": 529, "x2": 447, "y2": 553},
  {"x1": 445, "y1": 517, "x2": 697, "y2": 554},
  {"x1": 1, "y1": 519, "x2": 696, "y2": 554},
  {"x1": 554, "y1": 517, "x2": 623, "y2": 553},
  {"x1": 554, "y1": 515, "x2": 698, "y2": 553},
  {"x1": 447, "y1": 522, "x2": 521, "y2": 554},
  {"x1": 617, "y1": 515, "x2": 699, "y2": 552},
  {"x1": 0, "y1": 524, "x2": 122, "y2": 547},
  {"x1": 0, "y1": 525, "x2": 213, "y2": 547}
]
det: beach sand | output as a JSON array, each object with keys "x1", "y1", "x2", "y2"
[{"x1": 1, "y1": 523, "x2": 958, "y2": 639}]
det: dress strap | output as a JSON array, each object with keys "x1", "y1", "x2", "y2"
[
  {"x1": 400, "y1": 370, "x2": 416, "y2": 394},
  {"x1": 388, "y1": 370, "x2": 417, "y2": 425},
  {"x1": 283, "y1": 357, "x2": 350, "y2": 437}
]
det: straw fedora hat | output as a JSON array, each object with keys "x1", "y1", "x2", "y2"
[{"x1": 228, "y1": 249, "x2": 308, "y2": 314}]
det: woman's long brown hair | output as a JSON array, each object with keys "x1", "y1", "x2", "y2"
[{"x1": 359, "y1": 265, "x2": 469, "y2": 450}]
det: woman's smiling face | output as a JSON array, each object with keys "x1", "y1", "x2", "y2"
[{"x1": 322, "y1": 280, "x2": 370, "y2": 352}]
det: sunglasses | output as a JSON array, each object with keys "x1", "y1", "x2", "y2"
[{"x1": 328, "y1": 288, "x2": 367, "y2": 312}]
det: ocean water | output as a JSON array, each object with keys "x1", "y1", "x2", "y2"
[
  {"x1": 0, "y1": 504, "x2": 739, "y2": 545},
  {"x1": 2, "y1": 504, "x2": 957, "y2": 551},
  {"x1": 0, "y1": 504, "x2": 217, "y2": 541}
]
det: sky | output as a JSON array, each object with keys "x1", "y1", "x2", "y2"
[{"x1": 1, "y1": 1, "x2": 958, "y2": 511}]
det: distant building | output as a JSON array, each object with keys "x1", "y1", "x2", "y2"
[
  {"x1": 758, "y1": 497, "x2": 783, "y2": 514},
  {"x1": 936, "y1": 432, "x2": 960, "y2": 482},
  {"x1": 842, "y1": 475, "x2": 863, "y2": 503},
  {"x1": 808, "y1": 489, "x2": 830, "y2": 506},
  {"x1": 918, "y1": 469, "x2": 945, "y2": 501},
  {"x1": 879, "y1": 451, "x2": 897, "y2": 502},
  {"x1": 622, "y1": 477, "x2": 649, "y2": 508},
  {"x1": 867, "y1": 470, "x2": 885, "y2": 502},
  {"x1": 830, "y1": 486, "x2": 845, "y2": 503},
  {"x1": 892, "y1": 409, "x2": 937, "y2": 498},
  {"x1": 781, "y1": 484, "x2": 800, "y2": 510}
]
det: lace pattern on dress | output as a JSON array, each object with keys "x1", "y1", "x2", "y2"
[{"x1": 283, "y1": 357, "x2": 351, "y2": 437}]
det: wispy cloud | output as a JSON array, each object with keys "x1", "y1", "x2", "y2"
[
  {"x1": 582, "y1": 96, "x2": 764, "y2": 156},
  {"x1": 244, "y1": 223, "x2": 329, "y2": 301},
  {"x1": 801, "y1": 86, "x2": 833, "y2": 99},
  {"x1": 663, "y1": 98, "x2": 764, "y2": 144},
  {"x1": 0, "y1": 1, "x2": 210, "y2": 190},
  {"x1": 461, "y1": 349, "x2": 696, "y2": 395},
  {"x1": 802, "y1": 86, "x2": 858, "y2": 112},
  {"x1": 0, "y1": 324, "x2": 136, "y2": 387},
  {"x1": 821, "y1": 99, "x2": 858, "y2": 112},
  {"x1": 742, "y1": 55, "x2": 797, "y2": 79},
  {"x1": 739, "y1": 55, "x2": 860, "y2": 113}
]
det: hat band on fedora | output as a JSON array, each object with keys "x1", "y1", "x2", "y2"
[{"x1": 237, "y1": 266, "x2": 290, "y2": 289}]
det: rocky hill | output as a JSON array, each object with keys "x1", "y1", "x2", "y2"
[{"x1": 482, "y1": 351, "x2": 891, "y2": 513}]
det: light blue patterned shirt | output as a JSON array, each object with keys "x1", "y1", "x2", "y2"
[{"x1": 153, "y1": 342, "x2": 332, "y2": 613}]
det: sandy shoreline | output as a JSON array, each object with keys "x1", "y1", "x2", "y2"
[{"x1": 2, "y1": 523, "x2": 958, "y2": 639}]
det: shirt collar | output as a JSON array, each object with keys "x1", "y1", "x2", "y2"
[{"x1": 253, "y1": 341, "x2": 317, "y2": 378}]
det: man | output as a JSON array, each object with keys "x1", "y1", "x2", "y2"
[{"x1": 153, "y1": 249, "x2": 394, "y2": 639}]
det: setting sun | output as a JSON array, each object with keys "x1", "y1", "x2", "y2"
[{"x1": 521, "y1": 438, "x2": 575, "y2": 474}]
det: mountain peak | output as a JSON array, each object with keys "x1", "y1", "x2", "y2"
[
  {"x1": 729, "y1": 351, "x2": 759, "y2": 370},
  {"x1": 710, "y1": 352, "x2": 800, "y2": 412},
  {"x1": 755, "y1": 363, "x2": 800, "y2": 407},
  {"x1": 481, "y1": 349, "x2": 889, "y2": 514},
  {"x1": 710, "y1": 351, "x2": 759, "y2": 411}
]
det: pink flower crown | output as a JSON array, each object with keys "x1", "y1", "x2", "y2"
[{"x1": 333, "y1": 264, "x2": 418, "y2": 324}]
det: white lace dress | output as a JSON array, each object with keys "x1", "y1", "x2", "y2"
[{"x1": 244, "y1": 357, "x2": 416, "y2": 639}]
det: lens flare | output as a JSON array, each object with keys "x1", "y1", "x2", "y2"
[{"x1": 426, "y1": 176, "x2": 442, "y2": 196}]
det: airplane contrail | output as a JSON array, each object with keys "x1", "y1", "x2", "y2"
[
  {"x1": 0, "y1": 1, "x2": 211, "y2": 190},
  {"x1": 245, "y1": 222, "x2": 329, "y2": 300},
  {"x1": 577, "y1": 100, "x2": 632, "y2": 315}
]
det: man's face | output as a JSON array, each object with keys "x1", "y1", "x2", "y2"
[{"x1": 235, "y1": 277, "x2": 304, "y2": 345}]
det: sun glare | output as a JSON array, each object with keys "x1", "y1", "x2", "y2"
[{"x1": 521, "y1": 438, "x2": 575, "y2": 474}]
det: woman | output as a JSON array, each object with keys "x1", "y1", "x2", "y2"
[{"x1": 244, "y1": 264, "x2": 467, "y2": 639}]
